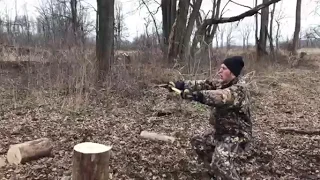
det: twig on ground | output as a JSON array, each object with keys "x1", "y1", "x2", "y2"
[{"x1": 277, "y1": 127, "x2": 320, "y2": 136}]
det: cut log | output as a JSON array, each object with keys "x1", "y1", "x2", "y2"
[
  {"x1": 72, "y1": 142, "x2": 112, "y2": 180},
  {"x1": 7, "y1": 138, "x2": 53, "y2": 165},
  {"x1": 277, "y1": 127, "x2": 320, "y2": 135},
  {"x1": 140, "y1": 131, "x2": 176, "y2": 143}
]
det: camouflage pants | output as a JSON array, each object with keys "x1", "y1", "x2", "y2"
[{"x1": 190, "y1": 131, "x2": 244, "y2": 180}]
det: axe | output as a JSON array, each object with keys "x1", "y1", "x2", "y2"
[
  {"x1": 155, "y1": 83, "x2": 182, "y2": 94},
  {"x1": 155, "y1": 83, "x2": 194, "y2": 99}
]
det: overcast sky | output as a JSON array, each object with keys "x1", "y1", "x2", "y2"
[{"x1": 0, "y1": 0, "x2": 319, "y2": 45}]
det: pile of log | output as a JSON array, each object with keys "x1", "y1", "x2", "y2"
[{"x1": 3, "y1": 130, "x2": 175, "y2": 179}]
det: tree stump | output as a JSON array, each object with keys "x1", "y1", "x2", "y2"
[
  {"x1": 72, "y1": 142, "x2": 112, "y2": 180},
  {"x1": 7, "y1": 138, "x2": 53, "y2": 165}
]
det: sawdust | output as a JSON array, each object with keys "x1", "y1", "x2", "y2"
[{"x1": 0, "y1": 62, "x2": 319, "y2": 179}]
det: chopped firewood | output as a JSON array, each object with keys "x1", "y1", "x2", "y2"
[
  {"x1": 72, "y1": 142, "x2": 112, "y2": 180},
  {"x1": 7, "y1": 138, "x2": 53, "y2": 165},
  {"x1": 140, "y1": 131, "x2": 176, "y2": 143}
]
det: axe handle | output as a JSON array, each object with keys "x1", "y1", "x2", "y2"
[
  {"x1": 155, "y1": 84, "x2": 182, "y2": 94},
  {"x1": 170, "y1": 87, "x2": 182, "y2": 94}
]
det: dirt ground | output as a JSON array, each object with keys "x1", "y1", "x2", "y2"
[{"x1": 0, "y1": 56, "x2": 319, "y2": 180}]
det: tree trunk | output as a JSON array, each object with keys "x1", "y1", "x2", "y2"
[
  {"x1": 215, "y1": 35, "x2": 219, "y2": 49},
  {"x1": 72, "y1": 142, "x2": 112, "y2": 180},
  {"x1": 220, "y1": 31, "x2": 224, "y2": 48},
  {"x1": 190, "y1": 0, "x2": 221, "y2": 61},
  {"x1": 255, "y1": 0, "x2": 258, "y2": 48},
  {"x1": 161, "y1": 0, "x2": 177, "y2": 46},
  {"x1": 257, "y1": 0, "x2": 269, "y2": 57},
  {"x1": 96, "y1": 0, "x2": 114, "y2": 82},
  {"x1": 180, "y1": 0, "x2": 203, "y2": 60},
  {"x1": 167, "y1": 0, "x2": 190, "y2": 63},
  {"x1": 70, "y1": 0, "x2": 78, "y2": 44},
  {"x1": 7, "y1": 138, "x2": 53, "y2": 165},
  {"x1": 243, "y1": 37, "x2": 246, "y2": 49},
  {"x1": 291, "y1": 0, "x2": 301, "y2": 55},
  {"x1": 269, "y1": 3, "x2": 276, "y2": 59},
  {"x1": 276, "y1": 20, "x2": 280, "y2": 51},
  {"x1": 203, "y1": 0, "x2": 221, "y2": 46},
  {"x1": 246, "y1": 34, "x2": 250, "y2": 49}
]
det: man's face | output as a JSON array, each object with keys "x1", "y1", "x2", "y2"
[{"x1": 217, "y1": 63, "x2": 235, "y2": 83}]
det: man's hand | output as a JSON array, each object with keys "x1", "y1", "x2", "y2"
[
  {"x1": 181, "y1": 89, "x2": 204, "y2": 103},
  {"x1": 168, "y1": 80, "x2": 185, "y2": 90},
  {"x1": 180, "y1": 89, "x2": 193, "y2": 99}
]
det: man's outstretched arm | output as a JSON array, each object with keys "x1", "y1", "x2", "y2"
[
  {"x1": 184, "y1": 84, "x2": 246, "y2": 108},
  {"x1": 172, "y1": 78, "x2": 221, "y2": 91}
]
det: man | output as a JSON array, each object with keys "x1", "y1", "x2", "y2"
[{"x1": 168, "y1": 56, "x2": 252, "y2": 180}]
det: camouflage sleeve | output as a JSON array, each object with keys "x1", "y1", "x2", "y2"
[
  {"x1": 191, "y1": 84, "x2": 246, "y2": 107},
  {"x1": 183, "y1": 78, "x2": 220, "y2": 91}
]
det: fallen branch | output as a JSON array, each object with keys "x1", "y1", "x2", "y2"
[
  {"x1": 277, "y1": 127, "x2": 320, "y2": 135},
  {"x1": 7, "y1": 138, "x2": 53, "y2": 165},
  {"x1": 140, "y1": 131, "x2": 176, "y2": 143},
  {"x1": 203, "y1": 0, "x2": 282, "y2": 25}
]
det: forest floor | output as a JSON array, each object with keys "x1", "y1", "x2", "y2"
[{"x1": 0, "y1": 52, "x2": 319, "y2": 180}]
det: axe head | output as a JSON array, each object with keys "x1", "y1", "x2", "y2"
[{"x1": 155, "y1": 83, "x2": 182, "y2": 94}]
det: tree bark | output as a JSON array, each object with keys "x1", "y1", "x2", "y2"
[
  {"x1": 255, "y1": 0, "x2": 258, "y2": 48},
  {"x1": 161, "y1": 0, "x2": 177, "y2": 46},
  {"x1": 258, "y1": 0, "x2": 269, "y2": 57},
  {"x1": 167, "y1": 0, "x2": 190, "y2": 63},
  {"x1": 276, "y1": 20, "x2": 280, "y2": 51},
  {"x1": 96, "y1": 0, "x2": 114, "y2": 82},
  {"x1": 180, "y1": 0, "x2": 203, "y2": 60},
  {"x1": 203, "y1": 0, "x2": 221, "y2": 46},
  {"x1": 7, "y1": 138, "x2": 53, "y2": 165},
  {"x1": 72, "y1": 142, "x2": 112, "y2": 180},
  {"x1": 190, "y1": 0, "x2": 221, "y2": 61},
  {"x1": 70, "y1": 0, "x2": 78, "y2": 44},
  {"x1": 269, "y1": 3, "x2": 276, "y2": 59},
  {"x1": 291, "y1": 0, "x2": 301, "y2": 55}
]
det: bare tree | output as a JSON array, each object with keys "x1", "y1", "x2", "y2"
[
  {"x1": 140, "y1": 0, "x2": 161, "y2": 46},
  {"x1": 161, "y1": 0, "x2": 177, "y2": 46},
  {"x1": 190, "y1": 0, "x2": 222, "y2": 59},
  {"x1": 257, "y1": 0, "x2": 269, "y2": 57},
  {"x1": 255, "y1": 0, "x2": 258, "y2": 48},
  {"x1": 220, "y1": 25, "x2": 225, "y2": 48},
  {"x1": 226, "y1": 23, "x2": 235, "y2": 50},
  {"x1": 181, "y1": 0, "x2": 203, "y2": 60},
  {"x1": 96, "y1": 0, "x2": 114, "y2": 82},
  {"x1": 167, "y1": 0, "x2": 190, "y2": 63},
  {"x1": 291, "y1": 0, "x2": 301, "y2": 55},
  {"x1": 115, "y1": 1, "x2": 125, "y2": 49},
  {"x1": 274, "y1": 2, "x2": 286, "y2": 51},
  {"x1": 70, "y1": 0, "x2": 78, "y2": 43},
  {"x1": 269, "y1": 2, "x2": 276, "y2": 58},
  {"x1": 239, "y1": 22, "x2": 252, "y2": 49}
]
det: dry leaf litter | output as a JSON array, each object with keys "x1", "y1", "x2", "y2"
[{"x1": 0, "y1": 64, "x2": 319, "y2": 180}]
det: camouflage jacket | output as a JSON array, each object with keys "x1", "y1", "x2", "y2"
[{"x1": 182, "y1": 77, "x2": 252, "y2": 144}]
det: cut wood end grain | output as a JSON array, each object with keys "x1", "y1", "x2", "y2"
[
  {"x1": 74, "y1": 142, "x2": 112, "y2": 154},
  {"x1": 72, "y1": 142, "x2": 112, "y2": 180},
  {"x1": 7, "y1": 138, "x2": 53, "y2": 165}
]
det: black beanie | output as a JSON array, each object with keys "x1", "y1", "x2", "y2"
[{"x1": 223, "y1": 56, "x2": 244, "y2": 77}]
